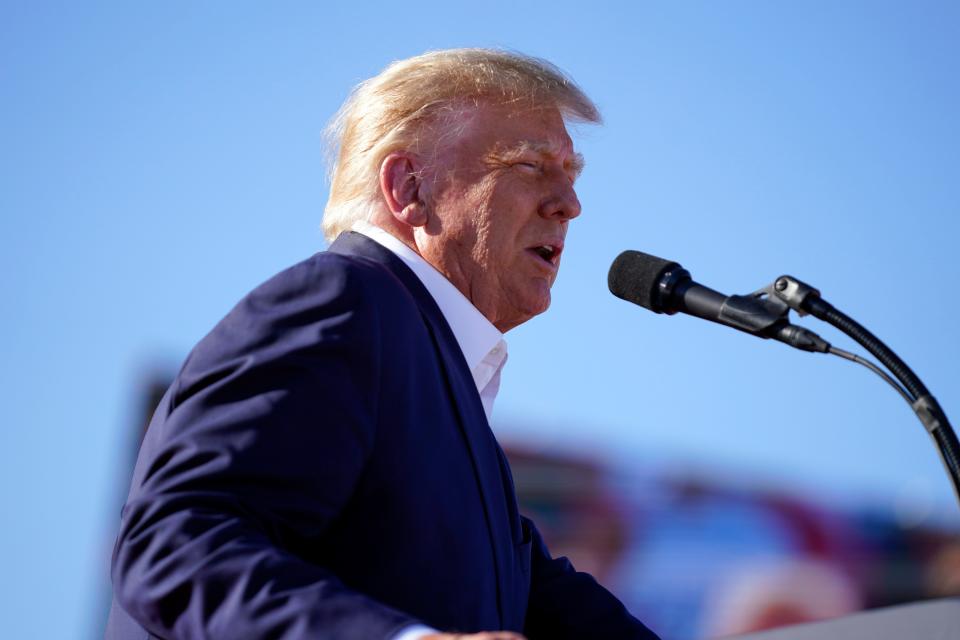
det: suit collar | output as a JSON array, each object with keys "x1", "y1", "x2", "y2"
[
  {"x1": 328, "y1": 230, "x2": 438, "y2": 316},
  {"x1": 348, "y1": 221, "x2": 507, "y2": 388}
]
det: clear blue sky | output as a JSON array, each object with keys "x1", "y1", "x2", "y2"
[{"x1": 3, "y1": 2, "x2": 959, "y2": 637}]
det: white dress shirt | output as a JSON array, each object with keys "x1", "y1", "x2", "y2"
[{"x1": 350, "y1": 221, "x2": 509, "y2": 640}]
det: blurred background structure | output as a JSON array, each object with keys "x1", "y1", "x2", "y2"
[{"x1": 3, "y1": 2, "x2": 959, "y2": 639}]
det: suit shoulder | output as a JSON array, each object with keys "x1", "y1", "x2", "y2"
[
  {"x1": 177, "y1": 252, "x2": 406, "y2": 390},
  {"x1": 251, "y1": 250, "x2": 409, "y2": 308}
]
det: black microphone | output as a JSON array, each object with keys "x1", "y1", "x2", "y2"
[{"x1": 608, "y1": 250, "x2": 830, "y2": 353}]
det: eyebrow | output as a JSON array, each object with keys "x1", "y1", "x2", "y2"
[{"x1": 494, "y1": 140, "x2": 586, "y2": 180}]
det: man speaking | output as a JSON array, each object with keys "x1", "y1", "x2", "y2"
[{"x1": 107, "y1": 49, "x2": 659, "y2": 640}]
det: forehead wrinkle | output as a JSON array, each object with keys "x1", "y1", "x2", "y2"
[
  {"x1": 485, "y1": 140, "x2": 585, "y2": 183},
  {"x1": 490, "y1": 138, "x2": 581, "y2": 162},
  {"x1": 515, "y1": 141, "x2": 585, "y2": 181}
]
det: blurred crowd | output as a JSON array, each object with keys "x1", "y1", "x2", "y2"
[{"x1": 506, "y1": 442, "x2": 960, "y2": 639}]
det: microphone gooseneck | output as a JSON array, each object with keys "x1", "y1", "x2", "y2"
[{"x1": 802, "y1": 295, "x2": 960, "y2": 507}]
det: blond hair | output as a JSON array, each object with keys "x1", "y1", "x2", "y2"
[{"x1": 321, "y1": 48, "x2": 601, "y2": 242}]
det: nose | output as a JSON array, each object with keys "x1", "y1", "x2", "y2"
[{"x1": 538, "y1": 175, "x2": 582, "y2": 221}]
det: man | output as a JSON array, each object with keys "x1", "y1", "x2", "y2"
[{"x1": 107, "y1": 49, "x2": 659, "y2": 639}]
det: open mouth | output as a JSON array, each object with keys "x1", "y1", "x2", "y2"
[{"x1": 528, "y1": 243, "x2": 562, "y2": 267}]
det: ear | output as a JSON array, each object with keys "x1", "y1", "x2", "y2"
[{"x1": 379, "y1": 152, "x2": 428, "y2": 229}]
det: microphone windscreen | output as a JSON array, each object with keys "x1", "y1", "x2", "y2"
[{"x1": 608, "y1": 250, "x2": 679, "y2": 312}]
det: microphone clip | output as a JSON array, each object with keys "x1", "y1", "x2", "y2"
[
  {"x1": 740, "y1": 276, "x2": 830, "y2": 353},
  {"x1": 754, "y1": 275, "x2": 822, "y2": 317}
]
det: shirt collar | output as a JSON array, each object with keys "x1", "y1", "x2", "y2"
[{"x1": 350, "y1": 221, "x2": 506, "y2": 377}]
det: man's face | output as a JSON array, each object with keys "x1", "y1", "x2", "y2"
[{"x1": 416, "y1": 103, "x2": 583, "y2": 332}]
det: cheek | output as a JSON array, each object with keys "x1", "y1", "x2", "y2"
[{"x1": 468, "y1": 204, "x2": 509, "y2": 260}]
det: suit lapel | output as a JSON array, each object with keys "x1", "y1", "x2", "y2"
[{"x1": 329, "y1": 232, "x2": 518, "y2": 627}]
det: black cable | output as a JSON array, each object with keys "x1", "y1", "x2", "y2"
[
  {"x1": 828, "y1": 346, "x2": 913, "y2": 405},
  {"x1": 828, "y1": 346, "x2": 960, "y2": 505},
  {"x1": 805, "y1": 296, "x2": 960, "y2": 508},
  {"x1": 804, "y1": 297, "x2": 928, "y2": 400}
]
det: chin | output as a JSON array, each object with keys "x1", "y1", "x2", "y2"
[
  {"x1": 498, "y1": 292, "x2": 551, "y2": 332},
  {"x1": 524, "y1": 292, "x2": 552, "y2": 318}
]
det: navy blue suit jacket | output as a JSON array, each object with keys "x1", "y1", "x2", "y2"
[{"x1": 107, "y1": 232, "x2": 657, "y2": 639}]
